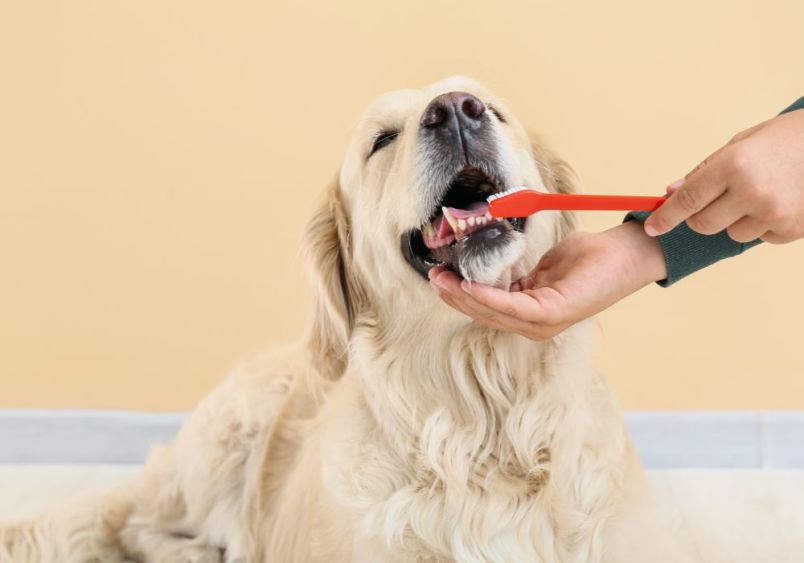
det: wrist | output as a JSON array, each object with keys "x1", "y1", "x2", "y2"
[{"x1": 604, "y1": 221, "x2": 667, "y2": 285}]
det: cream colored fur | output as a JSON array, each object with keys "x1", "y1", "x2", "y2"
[{"x1": 0, "y1": 77, "x2": 689, "y2": 563}]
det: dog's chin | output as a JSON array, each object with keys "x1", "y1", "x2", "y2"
[{"x1": 454, "y1": 223, "x2": 526, "y2": 287}]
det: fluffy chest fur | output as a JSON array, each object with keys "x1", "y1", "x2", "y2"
[{"x1": 278, "y1": 321, "x2": 632, "y2": 563}]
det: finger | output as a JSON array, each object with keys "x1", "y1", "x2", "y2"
[
  {"x1": 434, "y1": 286, "x2": 473, "y2": 316},
  {"x1": 429, "y1": 269, "x2": 477, "y2": 317},
  {"x1": 438, "y1": 278, "x2": 518, "y2": 323},
  {"x1": 432, "y1": 269, "x2": 568, "y2": 334},
  {"x1": 430, "y1": 271, "x2": 513, "y2": 322},
  {"x1": 429, "y1": 269, "x2": 569, "y2": 339},
  {"x1": 684, "y1": 191, "x2": 745, "y2": 235},
  {"x1": 429, "y1": 272, "x2": 480, "y2": 318},
  {"x1": 510, "y1": 267, "x2": 542, "y2": 292},
  {"x1": 429, "y1": 267, "x2": 462, "y2": 290},
  {"x1": 760, "y1": 219, "x2": 804, "y2": 245},
  {"x1": 452, "y1": 293, "x2": 558, "y2": 339},
  {"x1": 431, "y1": 279, "x2": 485, "y2": 319},
  {"x1": 726, "y1": 216, "x2": 768, "y2": 243},
  {"x1": 460, "y1": 285, "x2": 572, "y2": 339},
  {"x1": 661, "y1": 124, "x2": 765, "y2": 219},
  {"x1": 433, "y1": 280, "x2": 547, "y2": 335},
  {"x1": 462, "y1": 281, "x2": 567, "y2": 325},
  {"x1": 455, "y1": 296, "x2": 524, "y2": 330},
  {"x1": 511, "y1": 252, "x2": 557, "y2": 291},
  {"x1": 428, "y1": 265, "x2": 450, "y2": 282},
  {"x1": 645, "y1": 160, "x2": 727, "y2": 237},
  {"x1": 665, "y1": 178, "x2": 685, "y2": 195},
  {"x1": 760, "y1": 231, "x2": 796, "y2": 245}
]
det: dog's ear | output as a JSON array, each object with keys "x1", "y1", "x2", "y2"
[
  {"x1": 303, "y1": 176, "x2": 365, "y2": 380},
  {"x1": 530, "y1": 134, "x2": 580, "y2": 240}
]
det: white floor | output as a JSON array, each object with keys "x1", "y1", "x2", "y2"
[
  {"x1": 1, "y1": 466, "x2": 803, "y2": 562},
  {"x1": 648, "y1": 469, "x2": 804, "y2": 563}
]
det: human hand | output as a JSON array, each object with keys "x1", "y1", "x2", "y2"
[
  {"x1": 645, "y1": 109, "x2": 804, "y2": 244},
  {"x1": 428, "y1": 221, "x2": 666, "y2": 340}
]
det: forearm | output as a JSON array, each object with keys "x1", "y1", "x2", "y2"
[{"x1": 604, "y1": 220, "x2": 667, "y2": 286}]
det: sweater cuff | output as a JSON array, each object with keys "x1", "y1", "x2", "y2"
[
  {"x1": 624, "y1": 211, "x2": 761, "y2": 287},
  {"x1": 781, "y1": 96, "x2": 804, "y2": 115}
]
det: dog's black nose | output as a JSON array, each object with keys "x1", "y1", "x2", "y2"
[
  {"x1": 419, "y1": 91, "x2": 493, "y2": 164},
  {"x1": 420, "y1": 92, "x2": 486, "y2": 128}
]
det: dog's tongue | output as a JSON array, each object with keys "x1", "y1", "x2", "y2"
[
  {"x1": 446, "y1": 201, "x2": 489, "y2": 219},
  {"x1": 436, "y1": 201, "x2": 489, "y2": 238}
]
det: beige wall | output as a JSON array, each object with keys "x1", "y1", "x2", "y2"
[{"x1": 1, "y1": 1, "x2": 802, "y2": 411}]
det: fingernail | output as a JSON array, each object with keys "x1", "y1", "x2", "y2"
[
  {"x1": 668, "y1": 178, "x2": 685, "y2": 189},
  {"x1": 644, "y1": 223, "x2": 658, "y2": 237},
  {"x1": 460, "y1": 280, "x2": 471, "y2": 293}
]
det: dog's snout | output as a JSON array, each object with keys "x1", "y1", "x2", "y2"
[
  {"x1": 419, "y1": 91, "x2": 493, "y2": 164},
  {"x1": 420, "y1": 92, "x2": 486, "y2": 128}
]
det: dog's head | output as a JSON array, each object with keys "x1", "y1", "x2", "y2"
[{"x1": 304, "y1": 76, "x2": 578, "y2": 378}]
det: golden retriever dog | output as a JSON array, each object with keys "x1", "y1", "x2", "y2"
[{"x1": 0, "y1": 76, "x2": 687, "y2": 563}]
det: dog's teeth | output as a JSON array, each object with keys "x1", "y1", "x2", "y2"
[
  {"x1": 468, "y1": 216, "x2": 476, "y2": 226},
  {"x1": 442, "y1": 207, "x2": 458, "y2": 232},
  {"x1": 457, "y1": 219, "x2": 467, "y2": 231},
  {"x1": 485, "y1": 211, "x2": 492, "y2": 220},
  {"x1": 423, "y1": 223, "x2": 434, "y2": 237},
  {"x1": 496, "y1": 217, "x2": 503, "y2": 222}
]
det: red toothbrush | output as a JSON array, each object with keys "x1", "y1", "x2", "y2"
[{"x1": 487, "y1": 187, "x2": 666, "y2": 218}]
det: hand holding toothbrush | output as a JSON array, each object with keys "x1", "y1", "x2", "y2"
[{"x1": 644, "y1": 108, "x2": 804, "y2": 243}]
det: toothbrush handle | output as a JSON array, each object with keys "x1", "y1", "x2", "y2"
[
  {"x1": 541, "y1": 193, "x2": 667, "y2": 211},
  {"x1": 490, "y1": 191, "x2": 667, "y2": 218}
]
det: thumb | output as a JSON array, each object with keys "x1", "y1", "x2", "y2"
[
  {"x1": 645, "y1": 154, "x2": 726, "y2": 237},
  {"x1": 511, "y1": 269, "x2": 539, "y2": 292},
  {"x1": 511, "y1": 256, "x2": 554, "y2": 291}
]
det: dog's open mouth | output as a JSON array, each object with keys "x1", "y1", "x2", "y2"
[{"x1": 401, "y1": 167, "x2": 525, "y2": 279}]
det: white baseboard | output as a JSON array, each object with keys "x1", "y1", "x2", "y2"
[
  {"x1": 0, "y1": 410, "x2": 802, "y2": 468},
  {"x1": 0, "y1": 410, "x2": 186, "y2": 464}
]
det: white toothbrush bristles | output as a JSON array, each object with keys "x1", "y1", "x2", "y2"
[{"x1": 486, "y1": 186, "x2": 527, "y2": 202}]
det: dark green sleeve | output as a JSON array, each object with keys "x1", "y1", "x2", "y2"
[
  {"x1": 626, "y1": 96, "x2": 804, "y2": 287},
  {"x1": 625, "y1": 211, "x2": 761, "y2": 286},
  {"x1": 783, "y1": 96, "x2": 804, "y2": 114}
]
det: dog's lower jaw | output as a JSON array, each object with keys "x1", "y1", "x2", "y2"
[{"x1": 456, "y1": 230, "x2": 526, "y2": 288}]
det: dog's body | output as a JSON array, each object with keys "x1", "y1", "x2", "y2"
[{"x1": 1, "y1": 77, "x2": 685, "y2": 563}]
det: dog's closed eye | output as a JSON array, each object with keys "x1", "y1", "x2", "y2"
[
  {"x1": 488, "y1": 105, "x2": 506, "y2": 124},
  {"x1": 369, "y1": 130, "x2": 399, "y2": 157}
]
